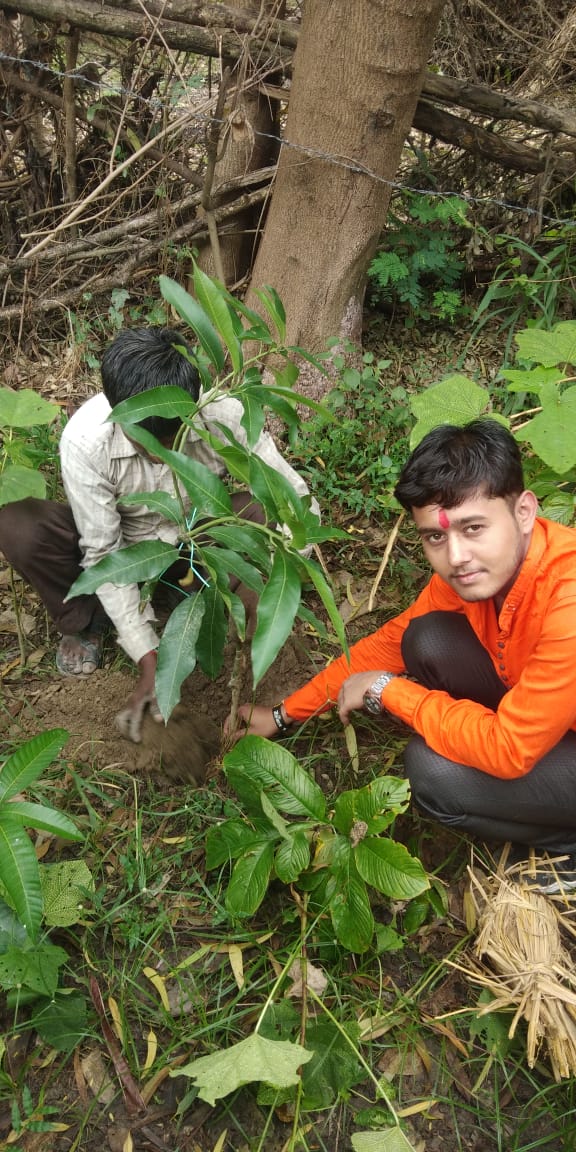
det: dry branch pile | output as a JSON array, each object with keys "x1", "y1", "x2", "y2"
[{"x1": 1, "y1": 0, "x2": 576, "y2": 343}]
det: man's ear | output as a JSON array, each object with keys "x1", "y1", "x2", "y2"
[{"x1": 515, "y1": 489, "x2": 538, "y2": 533}]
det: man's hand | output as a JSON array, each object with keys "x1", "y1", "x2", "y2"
[
  {"x1": 224, "y1": 703, "x2": 280, "y2": 744},
  {"x1": 116, "y1": 650, "x2": 162, "y2": 744},
  {"x1": 337, "y1": 671, "x2": 392, "y2": 726}
]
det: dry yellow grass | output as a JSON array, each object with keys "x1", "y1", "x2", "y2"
[{"x1": 454, "y1": 862, "x2": 576, "y2": 1081}]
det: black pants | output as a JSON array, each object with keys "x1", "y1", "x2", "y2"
[
  {"x1": 0, "y1": 493, "x2": 265, "y2": 636},
  {"x1": 402, "y1": 612, "x2": 576, "y2": 853}
]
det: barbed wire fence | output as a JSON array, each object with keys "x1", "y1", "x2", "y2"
[
  {"x1": 1, "y1": 42, "x2": 575, "y2": 341},
  {"x1": 3, "y1": 50, "x2": 574, "y2": 229}
]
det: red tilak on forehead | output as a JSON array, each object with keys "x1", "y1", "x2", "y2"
[{"x1": 438, "y1": 508, "x2": 450, "y2": 529}]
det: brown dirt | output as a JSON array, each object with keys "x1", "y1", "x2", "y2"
[{"x1": 0, "y1": 549, "x2": 317, "y2": 775}]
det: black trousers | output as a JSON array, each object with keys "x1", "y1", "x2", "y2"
[
  {"x1": 0, "y1": 493, "x2": 265, "y2": 636},
  {"x1": 402, "y1": 612, "x2": 576, "y2": 854}
]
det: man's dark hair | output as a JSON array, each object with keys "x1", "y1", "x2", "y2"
[
  {"x1": 100, "y1": 327, "x2": 200, "y2": 439},
  {"x1": 394, "y1": 419, "x2": 525, "y2": 511}
]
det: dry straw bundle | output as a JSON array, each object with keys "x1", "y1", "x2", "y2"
[{"x1": 456, "y1": 863, "x2": 576, "y2": 1080}]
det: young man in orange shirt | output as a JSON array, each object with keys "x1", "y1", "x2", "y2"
[{"x1": 231, "y1": 419, "x2": 576, "y2": 894}]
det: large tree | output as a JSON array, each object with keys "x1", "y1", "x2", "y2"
[
  {"x1": 2, "y1": 0, "x2": 576, "y2": 347},
  {"x1": 247, "y1": 0, "x2": 446, "y2": 353}
]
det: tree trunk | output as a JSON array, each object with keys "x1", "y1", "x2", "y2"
[
  {"x1": 245, "y1": 0, "x2": 447, "y2": 370},
  {"x1": 196, "y1": 0, "x2": 281, "y2": 287}
]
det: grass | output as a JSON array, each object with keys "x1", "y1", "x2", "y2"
[
  {"x1": 2, "y1": 318, "x2": 576, "y2": 1150},
  {"x1": 1, "y1": 711, "x2": 575, "y2": 1152}
]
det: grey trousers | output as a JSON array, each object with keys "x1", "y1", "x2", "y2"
[
  {"x1": 402, "y1": 612, "x2": 576, "y2": 853},
  {"x1": 0, "y1": 493, "x2": 265, "y2": 636}
]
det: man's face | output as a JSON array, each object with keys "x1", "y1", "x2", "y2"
[{"x1": 412, "y1": 489, "x2": 538, "y2": 604}]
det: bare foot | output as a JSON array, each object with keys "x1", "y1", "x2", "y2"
[{"x1": 56, "y1": 632, "x2": 102, "y2": 676}]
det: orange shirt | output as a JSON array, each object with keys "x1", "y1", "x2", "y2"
[{"x1": 285, "y1": 518, "x2": 576, "y2": 780}]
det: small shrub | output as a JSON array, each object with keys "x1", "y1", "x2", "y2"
[
  {"x1": 294, "y1": 350, "x2": 411, "y2": 518},
  {"x1": 368, "y1": 192, "x2": 470, "y2": 325}
]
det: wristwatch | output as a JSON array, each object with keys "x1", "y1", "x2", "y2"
[{"x1": 363, "y1": 672, "x2": 396, "y2": 715}]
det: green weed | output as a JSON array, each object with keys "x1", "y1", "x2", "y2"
[
  {"x1": 368, "y1": 192, "x2": 470, "y2": 326},
  {"x1": 294, "y1": 349, "x2": 411, "y2": 519},
  {"x1": 465, "y1": 224, "x2": 576, "y2": 366}
]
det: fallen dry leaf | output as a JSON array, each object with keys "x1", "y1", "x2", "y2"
[
  {"x1": 81, "y1": 1049, "x2": 116, "y2": 1105},
  {"x1": 286, "y1": 959, "x2": 328, "y2": 999}
]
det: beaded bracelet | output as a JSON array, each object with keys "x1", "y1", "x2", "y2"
[{"x1": 272, "y1": 704, "x2": 291, "y2": 733}]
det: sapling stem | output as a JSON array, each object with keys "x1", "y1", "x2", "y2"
[{"x1": 9, "y1": 565, "x2": 27, "y2": 668}]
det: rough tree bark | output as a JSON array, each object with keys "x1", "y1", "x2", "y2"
[
  {"x1": 245, "y1": 0, "x2": 447, "y2": 367},
  {"x1": 196, "y1": 0, "x2": 282, "y2": 286}
]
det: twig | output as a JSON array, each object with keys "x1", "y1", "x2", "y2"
[
  {"x1": 367, "y1": 511, "x2": 405, "y2": 612},
  {"x1": 9, "y1": 566, "x2": 27, "y2": 668},
  {"x1": 63, "y1": 28, "x2": 80, "y2": 221},
  {"x1": 227, "y1": 640, "x2": 247, "y2": 736},
  {"x1": 201, "y1": 67, "x2": 232, "y2": 285}
]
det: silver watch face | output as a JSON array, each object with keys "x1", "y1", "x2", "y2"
[
  {"x1": 363, "y1": 673, "x2": 393, "y2": 715},
  {"x1": 363, "y1": 691, "x2": 384, "y2": 715}
]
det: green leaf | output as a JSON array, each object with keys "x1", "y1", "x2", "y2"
[
  {"x1": 66, "y1": 540, "x2": 179, "y2": 598},
  {"x1": 201, "y1": 546, "x2": 265, "y2": 593},
  {"x1": 0, "y1": 941, "x2": 68, "y2": 994},
  {"x1": 240, "y1": 390, "x2": 266, "y2": 449},
  {"x1": 328, "y1": 865, "x2": 375, "y2": 953},
  {"x1": 251, "y1": 550, "x2": 301, "y2": 685},
  {"x1": 0, "y1": 387, "x2": 59, "y2": 428},
  {"x1": 109, "y1": 384, "x2": 199, "y2": 426},
  {"x1": 297, "y1": 555, "x2": 349, "y2": 658},
  {"x1": 34, "y1": 990, "x2": 88, "y2": 1052},
  {"x1": 541, "y1": 491, "x2": 575, "y2": 524},
  {"x1": 515, "y1": 389, "x2": 576, "y2": 473},
  {"x1": 354, "y1": 837, "x2": 429, "y2": 900},
  {"x1": 224, "y1": 762, "x2": 267, "y2": 815},
  {"x1": 271, "y1": 361, "x2": 299, "y2": 390},
  {"x1": 118, "y1": 491, "x2": 183, "y2": 523},
  {"x1": 0, "y1": 897, "x2": 28, "y2": 953},
  {"x1": 247, "y1": 454, "x2": 307, "y2": 527},
  {"x1": 352, "y1": 1129, "x2": 418, "y2": 1152},
  {"x1": 0, "y1": 812, "x2": 42, "y2": 941},
  {"x1": 0, "y1": 464, "x2": 47, "y2": 506},
  {"x1": 6, "y1": 802, "x2": 82, "y2": 842},
  {"x1": 190, "y1": 424, "x2": 252, "y2": 487},
  {"x1": 176, "y1": 1033, "x2": 313, "y2": 1105},
  {"x1": 193, "y1": 264, "x2": 243, "y2": 375},
  {"x1": 0, "y1": 729, "x2": 69, "y2": 801},
  {"x1": 274, "y1": 830, "x2": 311, "y2": 884},
  {"x1": 254, "y1": 286, "x2": 287, "y2": 341},
  {"x1": 224, "y1": 736, "x2": 327, "y2": 819},
  {"x1": 120, "y1": 425, "x2": 233, "y2": 516},
  {"x1": 469, "y1": 990, "x2": 514, "y2": 1057},
  {"x1": 195, "y1": 583, "x2": 227, "y2": 678},
  {"x1": 159, "y1": 276, "x2": 225, "y2": 371},
  {"x1": 301, "y1": 1020, "x2": 364, "y2": 1109},
  {"x1": 260, "y1": 791, "x2": 292, "y2": 840},
  {"x1": 205, "y1": 819, "x2": 275, "y2": 868},
  {"x1": 207, "y1": 524, "x2": 271, "y2": 567},
  {"x1": 226, "y1": 840, "x2": 275, "y2": 915},
  {"x1": 410, "y1": 376, "x2": 497, "y2": 448},
  {"x1": 502, "y1": 366, "x2": 564, "y2": 394},
  {"x1": 515, "y1": 321, "x2": 576, "y2": 368},
  {"x1": 40, "y1": 861, "x2": 95, "y2": 927},
  {"x1": 375, "y1": 924, "x2": 405, "y2": 953},
  {"x1": 333, "y1": 777, "x2": 411, "y2": 836},
  {"x1": 155, "y1": 593, "x2": 206, "y2": 721}
]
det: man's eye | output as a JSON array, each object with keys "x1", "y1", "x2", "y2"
[
  {"x1": 465, "y1": 524, "x2": 483, "y2": 535},
  {"x1": 426, "y1": 533, "x2": 444, "y2": 545}
]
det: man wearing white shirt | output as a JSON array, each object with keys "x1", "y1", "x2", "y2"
[{"x1": 0, "y1": 327, "x2": 316, "y2": 739}]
